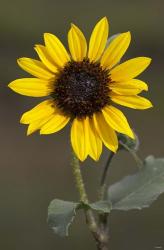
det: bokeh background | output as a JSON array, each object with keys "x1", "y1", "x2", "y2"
[{"x1": 0, "y1": 0, "x2": 164, "y2": 249}]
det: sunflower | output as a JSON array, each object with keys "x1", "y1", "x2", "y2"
[{"x1": 8, "y1": 17, "x2": 152, "y2": 161}]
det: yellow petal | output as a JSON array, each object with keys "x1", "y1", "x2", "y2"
[
  {"x1": 110, "y1": 57, "x2": 152, "y2": 82},
  {"x1": 68, "y1": 24, "x2": 87, "y2": 61},
  {"x1": 102, "y1": 105, "x2": 134, "y2": 139},
  {"x1": 84, "y1": 117, "x2": 102, "y2": 161},
  {"x1": 101, "y1": 32, "x2": 131, "y2": 69},
  {"x1": 88, "y1": 17, "x2": 109, "y2": 62},
  {"x1": 110, "y1": 94, "x2": 153, "y2": 109},
  {"x1": 20, "y1": 99, "x2": 55, "y2": 124},
  {"x1": 34, "y1": 45, "x2": 58, "y2": 73},
  {"x1": 93, "y1": 112, "x2": 118, "y2": 153},
  {"x1": 27, "y1": 115, "x2": 54, "y2": 135},
  {"x1": 71, "y1": 118, "x2": 87, "y2": 161},
  {"x1": 44, "y1": 33, "x2": 70, "y2": 68},
  {"x1": 110, "y1": 79, "x2": 148, "y2": 95},
  {"x1": 8, "y1": 78, "x2": 54, "y2": 97},
  {"x1": 17, "y1": 58, "x2": 54, "y2": 80},
  {"x1": 40, "y1": 111, "x2": 70, "y2": 134}
]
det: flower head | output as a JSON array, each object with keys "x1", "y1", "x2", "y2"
[{"x1": 8, "y1": 17, "x2": 152, "y2": 161}]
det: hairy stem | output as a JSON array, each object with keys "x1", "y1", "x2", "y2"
[
  {"x1": 71, "y1": 152, "x2": 88, "y2": 203},
  {"x1": 71, "y1": 151, "x2": 109, "y2": 250}
]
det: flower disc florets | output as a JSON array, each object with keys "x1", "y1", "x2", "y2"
[{"x1": 53, "y1": 59, "x2": 111, "y2": 118}]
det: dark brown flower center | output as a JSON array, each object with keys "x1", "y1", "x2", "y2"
[{"x1": 52, "y1": 59, "x2": 111, "y2": 118}]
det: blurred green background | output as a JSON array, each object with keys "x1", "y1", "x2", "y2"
[{"x1": 0, "y1": 0, "x2": 164, "y2": 249}]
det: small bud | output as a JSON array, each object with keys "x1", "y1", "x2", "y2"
[{"x1": 118, "y1": 132, "x2": 139, "y2": 152}]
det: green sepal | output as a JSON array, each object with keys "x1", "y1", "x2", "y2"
[{"x1": 118, "y1": 132, "x2": 139, "y2": 152}]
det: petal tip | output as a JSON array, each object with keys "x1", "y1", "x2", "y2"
[
  {"x1": 126, "y1": 127, "x2": 135, "y2": 140},
  {"x1": 44, "y1": 32, "x2": 49, "y2": 36},
  {"x1": 149, "y1": 58, "x2": 152, "y2": 65},
  {"x1": 92, "y1": 156, "x2": 100, "y2": 162},
  {"x1": 126, "y1": 31, "x2": 131, "y2": 35},
  {"x1": 68, "y1": 27, "x2": 73, "y2": 35},
  {"x1": 98, "y1": 16, "x2": 108, "y2": 26},
  {"x1": 20, "y1": 115, "x2": 28, "y2": 125},
  {"x1": 27, "y1": 126, "x2": 34, "y2": 136},
  {"x1": 111, "y1": 145, "x2": 118, "y2": 153},
  {"x1": 40, "y1": 129, "x2": 49, "y2": 135},
  {"x1": 102, "y1": 16, "x2": 108, "y2": 26},
  {"x1": 126, "y1": 31, "x2": 131, "y2": 38},
  {"x1": 27, "y1": 130, "x2": 32, "y2": 136},
  {"x1": 17, "y1": 58, "x2": 22, "y2": 64},
  {"x1": 79, "y1": 154, "x2": 88, "y2": 162},
  {"x1": 34, "y1": 44, "x2": 40, "y2": 49},
  {"x1": 17, "y1": 57, "x2": 26, "y2": 66},
  {"x1": 70, "y1": 23, "x2": 78, "y2": 32},
  {"x1": 40, "y1": 128, "x2": 52, "y2": 135},
  {"x1": 8, "y1": 82, "x2": 13, "y2": 89},
  {"x1": 73, "y1": 150, "x2": 87, "y2": 162},
  {"x1": 129, "y1": 131, "x2": 135, "y2": 140},
  {"x1": 142, "y1": 57, "x2": 152, "y2": 67},
  {"x1": 20, "y1": 117, "x2": 25, "y2": 124},
  {"x1": 148, "y1": 101, "x2": 153, "y2": 108},
  {"x1": 121, "y1": 31, "x2": 131, "y2": 42},
  {"x1": 70, "y1": 23, "x2": 75, "y2": 28},
  {"x1": 143, "y1": 83, "x2": 149, "y2": 91},
  {"x1": 40, "y1": 129, "x2": 47, "y2": 135},
  {"x1": 43, "y1": 33, "x2": 52, "y2": 40},
  {"x1": 8, "y1": 81, "x2": 17, "y2": 92},
  {"x1": 102, "y1": 16, "x2": 108, "y2": 22},
  {"x1": 146, "y1": 57, "x2": 152, "y2": 64},
  {"x1": 20, "y1": 119, "x2": 25, "y2": 125}
]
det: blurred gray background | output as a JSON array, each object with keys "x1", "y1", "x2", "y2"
[{"x1": 0, "y1": 0, "x2": 164, "y2": 249}]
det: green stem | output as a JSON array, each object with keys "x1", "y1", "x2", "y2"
[
  {"x1": 71, "y1": 151, "x2": 88, "y2": 203},
  {"x1": 71, "y1": 151, "x2": 109, "y2": 250},
  {"x1": 71, "y1": 152, "x2": 97, "y2": 233},
  {"x1": 119, "y1": 141, "x2": 143, "y2": 167},
  {"x1": 98, "y1": 152, "x2": 115, "y2": 248},
  {"x1": 99, "y1": 152, "x2": 115, "y2": 200}
]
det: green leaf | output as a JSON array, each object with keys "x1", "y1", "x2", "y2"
[
  {"x1": 47, "y1": 199, "x2": 111, "y2": 237},
  {"x1": 89, "y1": 201, "x2": 111, "y2": 213},
  {"x1": 107, "y1": 156, "x2": 164, "y2": 210},
  {"x1": 47, "y1": 199, "x2": 79, "y2": 237}
]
